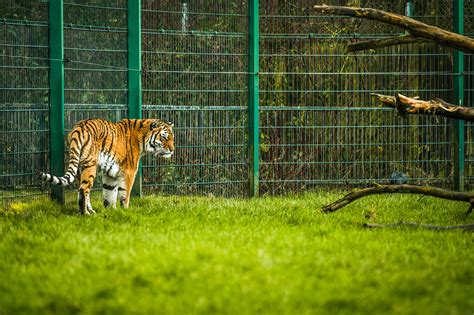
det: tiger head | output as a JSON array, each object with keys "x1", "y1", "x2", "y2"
[{"x1": 144, "y1": 120, "x2": 175, "y2": 159}]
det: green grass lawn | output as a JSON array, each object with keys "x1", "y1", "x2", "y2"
[{"x1": 0, "y1": 191, "x2": 473, "y2": 315}]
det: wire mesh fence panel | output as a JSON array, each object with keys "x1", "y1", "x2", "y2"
[
  {"x1": 464, "y1": 0, "x2": 474, "y2": 188},
  {"x1": 63, "y1": 1, "x2": 128, "y2": 126},
  {"x1": 62, "y1": 1, "x2": 128, "y2": 193},
  {"x1": 259, "y1": 0, "x2": 455, "y2": 194},
  {"x1": 141, "y1": 1, "x2": 249, "y2": 197},
  {"x1": 0, "y1": 2, "x2": 50, "y2": 206}
]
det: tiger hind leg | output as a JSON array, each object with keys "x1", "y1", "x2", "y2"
[
  {"x1": 102, "y1": 174, "x2": 118, "y2": 208},
  {"x1": 77, "y1": 190, "x2": 96, "y2": 215},
  {"x1": 78, "y1": 163, "x2": 97, "y2": 215}
]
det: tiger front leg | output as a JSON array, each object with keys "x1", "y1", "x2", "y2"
[
  {"x1": 102, "y1": 174, "x2": 118, "y2": 208},
  {"x1": 78, "y1": 164, "x2": 97, "y2": 215},
  {"x1": 117, "y1": 170, "x2": 136, "y2": 208}
]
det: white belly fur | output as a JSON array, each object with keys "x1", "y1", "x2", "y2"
[{"x1": 98, "y1": 152, "x2": 120, "y2": 178}]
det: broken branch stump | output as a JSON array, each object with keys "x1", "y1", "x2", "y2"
[{"x1": 373, "y1": 93, "x2": 474, "y2": 122}]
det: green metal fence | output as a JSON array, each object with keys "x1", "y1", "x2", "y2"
[
  {"x1": 0, "y1": 1, "x2": 50, "y2": 203},
  {"x1": 62, "y1": 1, "x2": 129, "y2": 202},
  {"x1": 0, "y1": 0, "x2": 473, "y2": 206},
  {"x1": 464, "y1": 0, "x2": 474, "y2": 186},
  {"x1": 259, "y1": 0, "x2": 458, "y2": 194},
  {"x1": 141, "y1": 1, "x2": 250, "y2": 197}
]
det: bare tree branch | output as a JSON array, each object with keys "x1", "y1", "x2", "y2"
[
  {"x1": 313, "y1": 5, "x2": 474, "y2": 53},
  {"x1": 372, "y1": 93, "x2": 474, "y2": 122},
  {"x1": 321, "y1": 184, "x2": 474, "y2": 214},
  {"x1": 346, "y1": 35, "x2": 430, "y2": 52}
]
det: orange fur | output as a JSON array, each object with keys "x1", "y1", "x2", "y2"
[{"x1": 39, "y1": 118, "x2": 174, "y2": 214}]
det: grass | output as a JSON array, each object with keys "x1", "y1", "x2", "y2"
[{"x1": 0, "y1": 191, "x2": 473, "y2": 315}]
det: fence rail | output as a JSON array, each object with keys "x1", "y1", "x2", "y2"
[{"x1": 0, "y1": 0, "x2": 473, "y2": 206}]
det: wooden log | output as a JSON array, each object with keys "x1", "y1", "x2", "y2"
[
  {"x1": 346, "y1": 35, "x2": 430, "y2": 52},
  {"x1": 321, "y1": 183, "x2": 474, "y2": 214},
  {"x1": 373, "y1": 93, "x2": 474, "y2": 122},
  {"x1": 313, "y1": 5, "x2": 474, "y2": 53}
]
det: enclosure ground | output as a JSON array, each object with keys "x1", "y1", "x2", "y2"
[{"x1": 0, "y1": 192, "x2": 473, "y2": 314}]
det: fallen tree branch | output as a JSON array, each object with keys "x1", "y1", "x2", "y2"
[
  {"x1": 373, "y1": 93, "x2": 474, "y2": 122},
  {"x1": 313, "y1": 5, "x2": 474, "y2": 53},
  {"x1": 321, "y1": 184, "x2": 474, "y2": 214},
  {"x1": 364, "y1": 221, "x2": 474, "y2": 231},
  {"x1": 347, "y1": 34, "x2": 431, "y2": 52}
]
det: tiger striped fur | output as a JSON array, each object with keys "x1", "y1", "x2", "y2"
[{"x1": 39, "y1": 118, "x2": 175, "y2": 215}]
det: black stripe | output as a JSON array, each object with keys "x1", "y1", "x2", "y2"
[
  {"x1": 82, "y1": 162, "x2": 96, "y2": 168},
  {"x1": 141, "y1": 131, "x2": 147, "y2": 145},
  {"x1": 106, "y1": 170, "x2": 113, "y2": 177},
  {"x1": 70, "y1": 147, "x2": 80, "y2": 156},
  {"x1": 118, "y1": 123, "x2": 126, "y2": 135},
  {"x1": 128, "y1": 132, "x2": 134, "y2": 165},
  {"x1": 101, "y1": 136, "x2": 107, "y2": 150},
  {"x1": 103, "y1": 183, "x2": 116, "y2": 191},
  {"x1": 118, "y1": 187, "x2": 126, "y2": 191},
  {"x1": 89, "y1": 121, "x2": 99, "y2": 134},
  {"x1": 70, "y1": 137, "x2": 80, "y2": 148},
  {"x1": 107, "y1": 134, "x2": 114, "y2": 153},
  {"x1": 82, "y1": 133, "x2": 91, "y2": 150},
  {"x1": 78, "y1": 189, "x2": 85, "y2": 213},
  {"x1": 70, "y1": 129, "x2": 81, "y2": 139}
]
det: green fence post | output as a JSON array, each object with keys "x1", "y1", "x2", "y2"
[
  {"x1": 128, "y1": 0, "x2": 142, "y2": 196},
  {"x1": 49, "y1": 0, "x2": 65, "y2": 204},
  {"x1": 248, "y1": 0, "x2": 259, "y2": 197},
  {"x1": 453, "y1": 0, "x2": 464, "y2": 191},
  {"x1": 405, "y1": 0, "x2": 413, "y2": 19}
]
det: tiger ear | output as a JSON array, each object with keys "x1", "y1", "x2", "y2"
[
  {"x1": 150, "y1": 120, "x2": 160, "y2": 129},
  {"x1": 167, "y1": 121, "x2": 174, "y2": 128}
]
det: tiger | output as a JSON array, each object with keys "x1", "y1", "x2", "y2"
[{"x1": 39, "y1": 118, "x2": 175, "y2": 215}]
